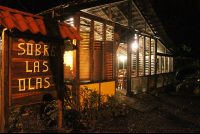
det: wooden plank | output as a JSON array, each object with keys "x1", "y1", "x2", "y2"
[
  {"x1": 74, "y1": 12, "x2": 81, "y2": 111},
  {"x1": 126, "y1": 31, "x2": 132, "y2": 97},
  {"x1": 136, "y1": 34, "x2": 139, "y2": 77},
  {"x1": 149, "y1": 37, "x2": 151, "y2": 76},
  {"x1": 11, "y1": 91, "x2": 57, "y2": 107},
  {"x1": 58, "y1": 41, "x2": 64, "y2": 128},
  {"x1": 126, "y1": 0, "x2": 132, "y2": 97},
  {"x1": 1, "y1": 29, "x2": 10, "y2": 133},
  {"x1": 91, "y1": 20, "x2": 94, "y2": 81},
  {"x1": 143, "y1": 36, "x2": 146, "y2": 76},
  {"x1": 10, "y1": 36, "x2": 59, "y2": 107},
  {"x1": 155, "y1": 39, "x2": 157, "y2": 89},
  {"x1": 78, "y1": 11, "x2": 115, "y2": 26},
  {"x1": 103, "y1": 23, "x2": 106, "y2": 80}
]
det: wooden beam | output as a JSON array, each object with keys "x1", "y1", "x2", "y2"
[
  {"x1": 74, "y1": 12, "x2": 80, "y2": 111},
  {"x1": 39, "y1": 0, "x2": 124, "y2": 17},
  {"x1": 128, "y1": 0, "x2": 132, "y2": 28},
  {"x1": 1, "y1": 29, "x2": 9, "y2": 133},
  {"x1": 91, "y1": 20, "x2": 94, "y2": 81},
  {"x1": 126, "y1": 0, "x2": 133, "y2": 97},
  {"x1": 103, "y1": 23, "x2": 107, "y2": 80},
  {"x1": 58, "y1": 41, "x2": 64, "y2": 128},
  {"x1": 143, "y1": 36, "x2": 145, "y2": 76},
  {"x1": 154, "y1": 39, "x2": 157, "y2": 89},
  {"x1": 136, "y1": 34, "x2": 139, "y2": 77},
  {"x1": 109, "y1": 4, "x2": 112, "y2": 21},
  {"x1": 113, "y1": 6, "x2": 128, "y2": 23}
]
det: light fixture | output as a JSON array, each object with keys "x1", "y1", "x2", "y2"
[
  {"x1": 119, "y1": 55, "x2": 127, "y2": 61},
  {"x1": 132, "y1": 41, "x2": 138, "y2": 49}
]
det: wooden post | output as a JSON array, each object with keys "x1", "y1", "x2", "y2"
[
  {"x1": 149, "y1": 37, "x2": 151, "y2": 76},
  {"x1": 143, "y1": 36, "x2": 145, "y2": 76},
  {"x1": 1, "y1": 28, "x2": 9, "y2": 133},
  {"x1": 91, "y1": 20, "x2": 94, "y2": 81},
  {"x1": 74, "y1": 12, "x2": 80, "y2": 111},
  {"x1": 155, "y1": 39, "x2": 157, "y2": 89},
  {"x1": 58, "y1": 40, "x2": 64, "y2": 128},
  {"x1": 126, "y1": 32, "x2": 133, "y2": 97},
  {"x1": 126, "y1": 0, "x2": 132, "y2": 97},
  {"x1": 103, "y1": 23, "x2": 106, "y2": 80},
  {"x1": 136, "y1": 34, "x2": 139, "y2": 77}
]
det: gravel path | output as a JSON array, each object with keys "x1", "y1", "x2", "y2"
[{"x1": 88, "y1": 91, "x2": 200, "y2": 133}]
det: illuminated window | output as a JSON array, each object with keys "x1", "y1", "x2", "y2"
[
  {"x1": 169, "y1": 57, "x2": 173, "y2": 72},
  {"x1": 157, "y1": 40, "x2": 165, "y2": 53},
  {"x1": 145, "y1": 37, "x2": 150, "y2": 75},
  {"x1": 94, "y1": 21, "x2": 103, "y2": 41},
  {"x1": 151, "y1": 39, "x2": 155, "y2": 75},
  {"x1": 106, "y1": 25, "x2": 114, "y2": 41},
  {"x1": 139, "y1": 35, "x2": 144, "y2": 76},
  {"x1": 64, "y1": 51, "x2": 73, "y2": 69},
  {"x1": 79, "y1": 17, "x2": 91, "y2": 81},
  {"x1": 63, "y1": 51, "x2": 73, "y2": 79},
  {"x1": 161, "y1": 56, "x2": 165, "y2": 73},
  {"x1": 165, "y1": 57, "x2": 169, "y2": 73},
  {"x1": 157, "y1": 55, "x2": 161, "y2": 74}
]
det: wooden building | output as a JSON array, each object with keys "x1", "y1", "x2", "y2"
[
  {"x1": 0, "y1": 5, "x2": 83, "y2": 131},
  {"x1": 38, "y1": 0, "x2": 174, "y2": 96}
]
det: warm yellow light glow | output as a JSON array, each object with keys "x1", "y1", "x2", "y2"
[
  {"x1": 64, "y1": 51, "x2": 73, "y2": 70},
  {"x1": 134, "y1": 34, "x2": 137, "y2": 39},
  {"x1": 132, "y1": 41, "x2": 138, "y2": 49},
  {"x1": 119, "y1": 55, "x2": 127, "y2": 61}
]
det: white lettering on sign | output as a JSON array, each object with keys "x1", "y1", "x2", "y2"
[
  {"x1": 18, "y1": 77, "x2": 51, "y2": 91},
  {"x1": 44, "y1": 77, "x2": 50, "y2": 88},
  {"x1": 28, "y1": 78, "x2": 35, "y2": 90},
  {"x1": 25, "y1": 61, "x2": 32, "y2": 72},
  {"x1": 17, "y1": 43, "x2": 56, "y2": 91},
  {"x1": 35, "y1": 44, "x2": 42, "y2": 56},
  {"x1": 17, "y1": 43, "x2": 56, "y2": 56},
  {"x1": 27, "y1": 43, "x2": 33, "y2": 55},
  {"x1": 18, "y1": 78, "x2": 26, "y2": 91},
  {"x1": 42, "y1": 61, "x2": 49, "y2": 72},
  {"x1": 18, "y1": 43, "x2": 26, "y2": 55}
]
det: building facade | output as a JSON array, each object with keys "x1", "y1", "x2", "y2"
[{"x1": 39, "y1": 0, "x2": 174, "y2": 96}]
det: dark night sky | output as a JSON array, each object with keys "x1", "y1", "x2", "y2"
[
  {"x1": 1, "y1": 0, "x2": 200, "y2": 58},
  {"x1": 150, "y1": 0, "x2": 200, "y2": 58},
  {"x1": 0, "y1": 0, "x2": 68, "y2": 14}
]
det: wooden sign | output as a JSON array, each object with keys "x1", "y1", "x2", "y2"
[
  {"x1": 1, "y1": 30, "x2": 64, "y2": 133},
  {"x1": 10, "y1": 37, "x2": 60, "y2": 107}
]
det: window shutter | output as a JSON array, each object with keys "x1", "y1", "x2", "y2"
[
  {"x1": 151, "y1": 39, "x2": 155, "y2": 75},
  {"x1": 105, "y1": 41, "x2": 114, "y2": 80},
  {"x1": 94, "y1": 41, "x2": 102, "y2": 81},
  {"x1": 145, "y1": 37, "x2": 150, "y2": 75},
  {"x1": 139, "y1": 36, "x2": 144, "y2": 76},
  {"x1": 79, "y1": 32, "x2": 90, "y2": 81}
]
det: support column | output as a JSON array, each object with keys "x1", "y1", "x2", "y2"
[
  {"x1": 126, "y1": 32, "x2": 133, "y2": 97},
  {"x1": 126, "y1": 0, "x2": 133, "y2": 97}
]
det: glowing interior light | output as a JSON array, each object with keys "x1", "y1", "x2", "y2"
[
  {"x1": 119, "y1": 55, "x2": 127, "y2": 61},
  {"x1": 134, "y1": 34, "x2": 137, "y2": 39},
  {"x1": 64, "y1": 51, "x2": 73, "y2": 70},
  {"x1": 132, "y1": 42, "x2": 138, "y2": 49}
]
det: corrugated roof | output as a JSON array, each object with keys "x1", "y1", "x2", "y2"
[
  {"x1": 38, "y1": 0, "x2": 174, "y2": 54},
  {"x1": 0, "y1": 5, "x2": 82, "y2": 41}
]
